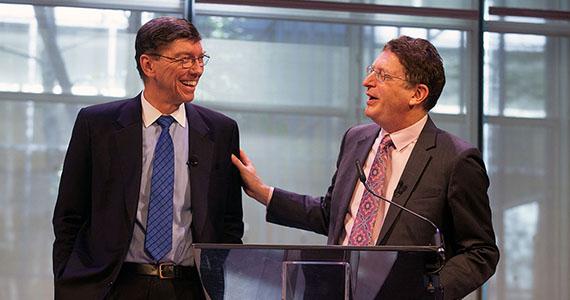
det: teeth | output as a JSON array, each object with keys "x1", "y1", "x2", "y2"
[{"x1": 181, "y1": 80, "x2": 197, "y2": 86}]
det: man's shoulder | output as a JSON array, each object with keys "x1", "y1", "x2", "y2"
[
  {"x1": 345, "y1": 122, "x2": 380, "y2": 139},
  {"x1": 349, "y1": 122, "x2": 379, "y2": 132},
  {"x1": 79, "y1": 97, "x2": 138, "y2": 119},
  {"x1": 423, "y1": 121, "x2": 480, "y2": 158},
  {"x1": 187, "y1": 102, "x2": 237, "y2": 126},
  {"x1": 434, "y1": 128, "x2": 477, "y2": 153}
]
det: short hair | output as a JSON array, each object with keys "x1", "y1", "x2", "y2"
[
  {"x1": 383, "y1": 36, "x2": 446, "y2": 111},
  {"x1": 135, "y1": 16, "x2": 201, "y2": 79}
]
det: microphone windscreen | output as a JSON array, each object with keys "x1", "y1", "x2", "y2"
[{"x1": 355, "y1": 160, "x2": 367, "y2": 183}]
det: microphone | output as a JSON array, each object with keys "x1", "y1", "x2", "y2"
[{"x1": 355, "y1": 160, "x2": 445, "y2": 258}]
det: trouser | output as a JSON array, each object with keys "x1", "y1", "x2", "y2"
[{"x1": 107, "y1": 263, "x2": 206, "y2": 300}]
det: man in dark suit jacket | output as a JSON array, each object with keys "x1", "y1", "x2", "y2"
[
  {"x1": 232, "y1": 36, "x2": 499, "y2": 299},
  {"x1": 52, "y1": 17, "x2": 243, "y2": 299}
]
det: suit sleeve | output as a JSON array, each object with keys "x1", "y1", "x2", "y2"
[
  {"x1": 440, "y1": 149, "x2": 500, "y2": 299},
  {"x1": 52, "y1": 109, "x2": 92, "y2": 279},
  {"x1": 222, "y1": 121, "x2": 244, "y2": 243}
]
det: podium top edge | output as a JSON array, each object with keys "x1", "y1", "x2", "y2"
[{"x1": 192, "y1": 243, "x2": 439, "y2": 252}]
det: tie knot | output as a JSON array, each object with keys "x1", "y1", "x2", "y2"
[
  {"x1": 380, "y1": 134, "x2": 394, "y2": 150},
  {"x1": 156, "y1": 116, "x2": 175, "y2": 129}
]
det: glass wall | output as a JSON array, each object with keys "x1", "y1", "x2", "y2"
[{"x1": 483, "y1": 12, "x2": 570, "y2": 300}]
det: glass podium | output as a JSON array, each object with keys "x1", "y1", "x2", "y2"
[{"x1": 192, "y1": 244, "x2": 444, "y2": 300}]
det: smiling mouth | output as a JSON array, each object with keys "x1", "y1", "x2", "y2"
[{"x1": 180, "y1": 80, "x2": 197, "y2": 87}]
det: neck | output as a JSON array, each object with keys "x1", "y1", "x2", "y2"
[
  {"x1": 382, "y1": 111, "x2": 427, "y2": 133},
  {"x1": 143, "y1": 89, "x2": 181, "y2": 115}
]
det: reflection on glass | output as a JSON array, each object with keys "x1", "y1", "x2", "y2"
[
  {"x1": 504, "y1": 202, "x2": 538, "y2": 299},
  {"x1": 484, "y1": 33, "x2": 547, "y2": 118},
  {"x1": 223, "y1": 111, "x2": 343, "y2": 245},
  {"x1": 0, "y1": 4, "x2": 154, "y2": 97},
  {"x1": 194, "y1": 245, "x2": 439, "y2": 299},
  {"x1": 305, "y1": 0, "x2": 475, "y2": 9},
  {"x1": 195, "y1": 16, "x2": 351, "y2": 107},
  {"x1": 484, "y1": 33, "x2": 569, "y2": 300},
  {"x1": 0, "y1": 100, "x2": 84, "y2": 300}
]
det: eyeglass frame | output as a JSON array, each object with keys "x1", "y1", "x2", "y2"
[
  {"x1": 148, "y1": 53, "x2": 210, "y2": 68},
  {"x1": 366, "y1": 65, "x2": 408, "y2": 83}
]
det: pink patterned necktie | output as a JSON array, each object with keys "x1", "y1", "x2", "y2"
[{"x1": 348, "y1": 134, "x2": 394, "y2": 246}]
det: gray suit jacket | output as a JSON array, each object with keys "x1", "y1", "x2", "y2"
[{"x1": 267, "y1": 117, "x2": 499, "y2": 299}]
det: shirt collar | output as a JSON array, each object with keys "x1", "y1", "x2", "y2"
[
  {"x1": 380, "y1": 115, "x2": 428, "y2": 152},
  {"x1": 141, "y1": 91, "x2": 187, "y2": 128}
]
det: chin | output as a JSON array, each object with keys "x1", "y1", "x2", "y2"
[
  {"x1": 178, "y1": 93, "x2": 195, "y2": 103},
  {"x1": 364, "y1": 107, "x2": 375, "y2": 119},
  {"x1": 364, "y1": 110, "x2": 383, "y2": 125}
]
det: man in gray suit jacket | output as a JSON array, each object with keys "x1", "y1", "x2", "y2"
[{"x1": 232, "y1": 36, "x2": 499, "y2": 299}]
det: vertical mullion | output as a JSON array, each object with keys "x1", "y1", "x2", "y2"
[{"x1": 185, "y1": 0, "x2": 195, "y2": 21}]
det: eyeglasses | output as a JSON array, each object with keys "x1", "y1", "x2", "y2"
[
  {"x1": 149, "y1": 53, "x2": 210, "y2": 68},
  {"x1": 366, "y1": 65, "x2": 407, "y2": 83}
]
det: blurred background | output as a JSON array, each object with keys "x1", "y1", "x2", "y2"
[{"x1": 0, "y1": 0, "x2": 568, "y2": 299}]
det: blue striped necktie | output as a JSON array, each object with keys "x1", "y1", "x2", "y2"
[{"x1": 145, "y1": 115, "x2": 175, "y2": 261}]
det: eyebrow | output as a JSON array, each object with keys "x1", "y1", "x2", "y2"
[
  {"x1": 371, "y1": 65, "x2": 385, "y2": 71},
  {"x1": 171, "y1": 51, "x2": 207, "y2": 58},
  {"x1": 376, "y1": 67, "x2": 402, "y2": 76}
]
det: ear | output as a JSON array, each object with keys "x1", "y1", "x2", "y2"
[
  {"x1": 139, "y1": 54, "x2": 157, "y2": 79},
  {"x1": 408, "y1": 83, "x2": 429, "y2": 107}
]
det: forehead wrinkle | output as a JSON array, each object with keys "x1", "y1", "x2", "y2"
[
  {"x1": 168, "y1": 49, "x2": 205, "y2": 57},
  {"x1": 377, "y1": 51, "x2": 408, "y2": 75},
  {"x1": 161, "y1": 39, "x2": 203, "y2": 56}
]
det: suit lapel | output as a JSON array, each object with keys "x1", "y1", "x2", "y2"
[
  {"x1": 115, "y1": 96, "x2": 143, "y2": 225},
  {"x1": 330, "y1": 124, "x2": 380, "y2": 244},
  {"x1": 185, "y1": 103, "x2": 213, "y2": 240},
  {"x1": 377, "y1": 117, "x2": 438, "y2": 244}
]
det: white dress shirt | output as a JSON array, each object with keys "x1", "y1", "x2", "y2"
[{"x1": 341, "y1": 115, "x2": 428, "y2": 245}]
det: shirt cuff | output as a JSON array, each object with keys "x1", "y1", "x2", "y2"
[{"x1": 267, "y1": 186, "x2": 275, "y2": 205}]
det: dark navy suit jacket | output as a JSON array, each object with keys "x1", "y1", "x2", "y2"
[
  {"x1": 267, "y1": 117, "x2": 499, "y2": 299},
  {"x1": 52, "y1": 94, "x2": 243, "y2": 299}
]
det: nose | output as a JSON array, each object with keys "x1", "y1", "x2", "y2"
[
  {"x1": 188, "y1": 63, "x2": 204, "y2": 75},
  {"x1": 362, "y1": 72, "x2": 375, "y2": 88}
]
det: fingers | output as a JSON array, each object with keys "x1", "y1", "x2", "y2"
[
  {"x1": 231, "y1": 149, "x2": 252, "y2": 170},
  {"x1": 229, "y1": 149, "x2": 271, "y2": 205},
  {"x1": 238, "y1": 149, "x2": 251, "y2": 165},
  {"x1": 231, "y1": 153, "x2": 243, "y2": 169}
]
